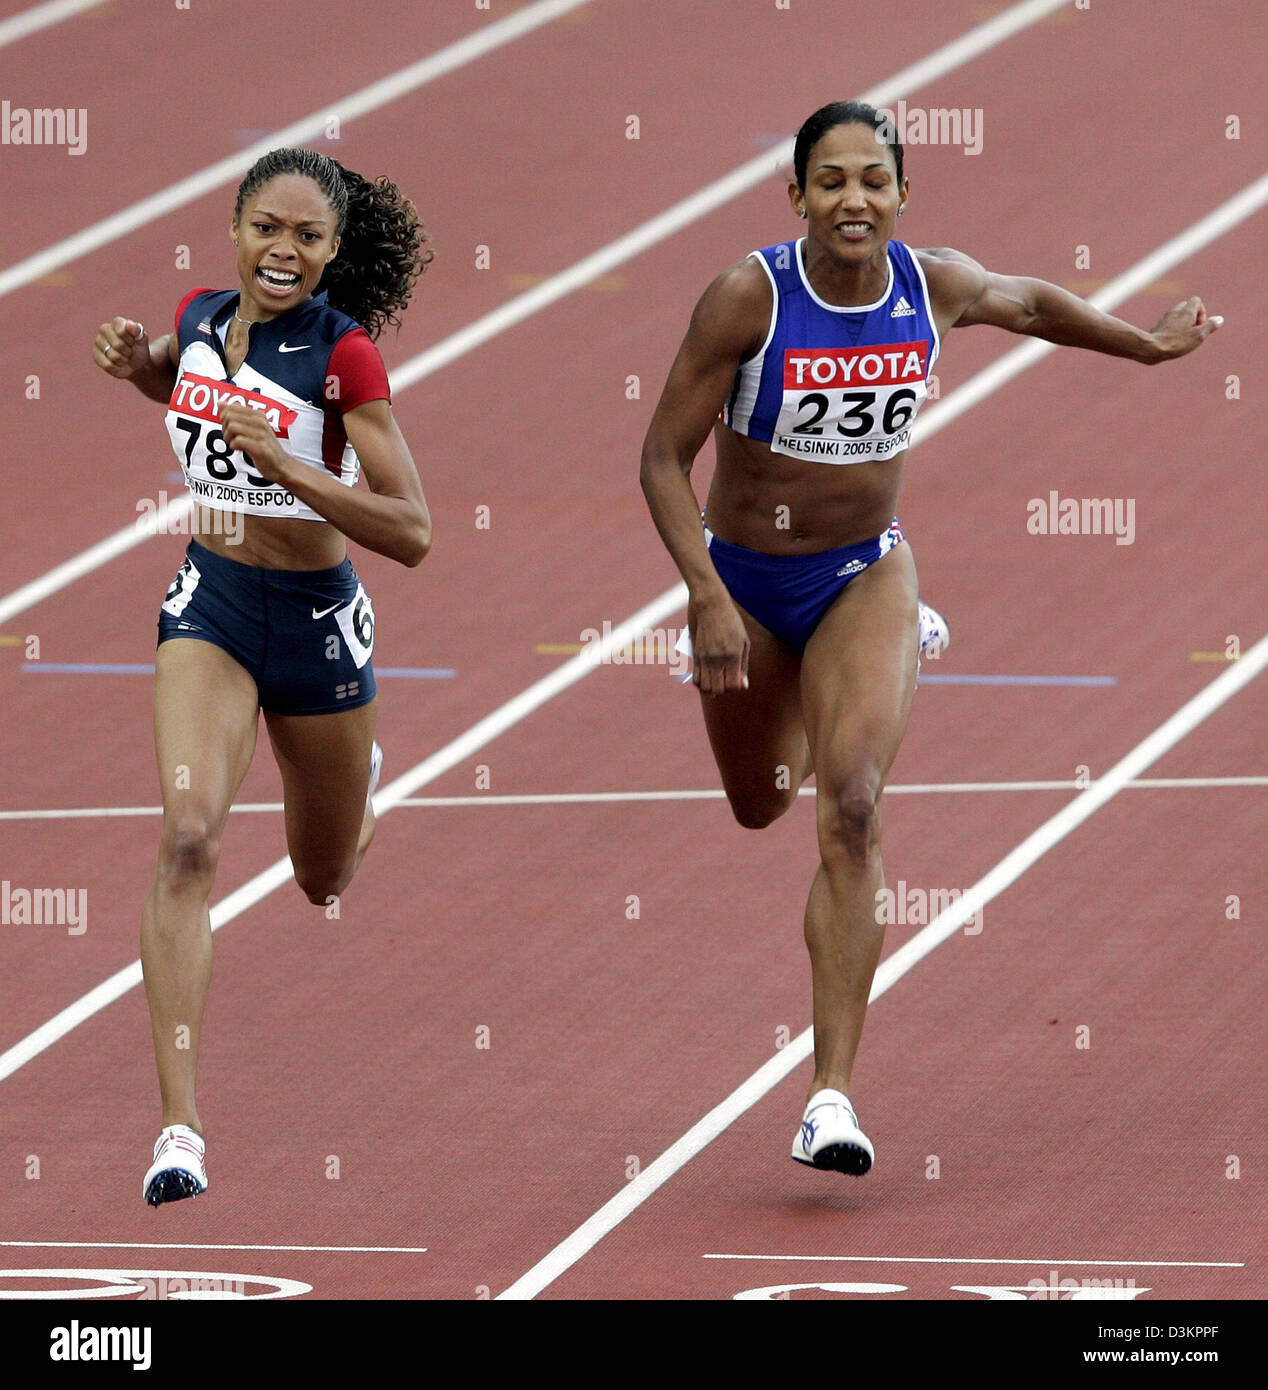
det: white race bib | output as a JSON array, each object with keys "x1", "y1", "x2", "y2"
[{"x1": 770, "y1": 341, "x2": 930, "y2": 463}]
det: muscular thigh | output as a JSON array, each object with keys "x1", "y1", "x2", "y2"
[
  {"x1": 800, "y1": 543, "x2": 919, "y2": 793},
  {"x1": 153, "y1": 638, "x2": 260, "y2": 831}
]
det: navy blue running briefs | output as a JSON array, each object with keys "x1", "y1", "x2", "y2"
[{"x1": 156, "y1": 539, "x2": 376, "y2": 715}]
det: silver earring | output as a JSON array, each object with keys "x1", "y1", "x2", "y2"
[
  {"x1": 798, "y1": 208, "x2": 807, "y2": 219},
  {"x1": 897, "y1": 207, "x2": 905, "y2": 217}
]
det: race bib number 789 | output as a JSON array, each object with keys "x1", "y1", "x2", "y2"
[{"x1": 771, "y1": 341, "x2": 930, "y2": 464}]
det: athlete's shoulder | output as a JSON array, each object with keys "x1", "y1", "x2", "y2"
[
  {"x1": 910, "y1": 247, "x2": 994, "y2": 330},
  {"x1": 686, "y1": 253, "x2": 777, "y2": 361},
  {"x1": 292, "y1": 295, "x2": 367, "y2": 348},
  {"x1": 173, "y1": 286, "x2": 232, "y2": 343},
  {"x1": 911, "y1": 246, "x2": 988, "y2": 311}
]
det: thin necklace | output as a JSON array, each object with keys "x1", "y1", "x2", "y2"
[{"x1": 233, "y1": 306, "x2": 255, "y2": 327}]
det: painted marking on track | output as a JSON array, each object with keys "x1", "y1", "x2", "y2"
[
  {"x1": 0, "y1": 1267, "x2": 311, "y2": 1300},
  {"x1": 2, "y1": 778, "x2": 1264, "y2": 821},
  {"x1": 534, "y1": 644, "x2": 586, "y2": 654},
  {"x1": 702, "y1": 1253, "x2": 1245, "y2": 1268},
  {"x1": 1065, "y1": 277, "x2": 1184, "y2": 296},
  {"x1": 0, "y1": 1240, "x2": 427, "y2": 1253},
  {"x1": 0, "y1": 636, "x2": 23, "y2": 646},
  {"x1": 1190, "y1": 651, "x2": 1240, "y2": 662},
  {"x1": 495, "y1": 633, "x2": 1268, "y2": 1299},
  {"x1": 917, "y1": 674, "x2": 1116, "y2": 686}
]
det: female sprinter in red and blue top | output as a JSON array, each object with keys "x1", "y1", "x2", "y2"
[
  {"x1": 640, "y1": 101, "x2": 1221, "y2": 1176},
  {"x1": 92, "y1": 148, "x2": 433, "y2": 1205}
]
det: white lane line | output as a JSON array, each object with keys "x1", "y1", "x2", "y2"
[
  {"x1": 0, "y1": 588, "x2": 687, "y2": 1084},
  {"x1": 0, "y1": 0, "x2": 1067, "y2": 626},
  {"x1": 0, "y1": 494, "x2": 195, "y2": 628},
  {"x1": 0, "y1": 0, "x2": 593, "y2": 302},
  {"x1": 0, "y1": 0, "x2": 108, "y2": 48},
  {"x1": 2, "y1": 776, "x2": 1264, "y2": 820},
  {"x1": 495, "y1": 634, "x2": 1268, "y2": 1300},
  {"x1": 0, "y1": 1240, "x2": 426, "y2": 1253},
  {"x1": 702, "y1": 1254, "x2": 1245, "y2": 1269}
]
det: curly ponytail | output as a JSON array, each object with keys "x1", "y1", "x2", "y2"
[{"x1": 233, "y1": 147, "x2": 433, "y2": 340}]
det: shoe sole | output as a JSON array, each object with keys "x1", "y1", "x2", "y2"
[
  {"x1": 792, "y1": 1142, "x2": 873, "y2": 1176},
  {"x1": 144, "y1": 1169, "x2": 205, "y2": 1207}
]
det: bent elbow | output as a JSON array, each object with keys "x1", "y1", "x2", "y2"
[{"x1": 402, "y1": 516, "x2": 432, "y2": 568}]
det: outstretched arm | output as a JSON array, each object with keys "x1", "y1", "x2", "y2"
[{"x1": 920, "y1": 246, "x2": 1223, "y2": 364}]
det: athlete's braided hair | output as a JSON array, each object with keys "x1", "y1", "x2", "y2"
[
  {"x1": 233, "y1": 147, "x2": 432, "y2": 340},
  {"x1": 793, "y1": 101, "x2": 904, "y2": 191}
]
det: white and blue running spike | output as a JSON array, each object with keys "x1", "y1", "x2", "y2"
[
  {"x1": 791, "y1": 1090, "x2": 874, "y2": 1176},
  {"x1": 918, "y1": 601, "x2": 950, "y2": 659}
]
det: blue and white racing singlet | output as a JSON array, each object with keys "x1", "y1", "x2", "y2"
[{"x1": 722, "y1": 238, "x2": 940, "y2": 464}]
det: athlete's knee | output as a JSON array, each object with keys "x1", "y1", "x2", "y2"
[
  {"x1": 157, "y1": 818, "x2": 221, "y2": 889},
  {"x1": 818, "y1": 776, "x2": 883, "y2": 861},
  {"x1": 729, "y1": 789, "x2": 797, "y2": 831},
  {"x1": 294, "y1": 859, "x2": 355, "y2": 907}
]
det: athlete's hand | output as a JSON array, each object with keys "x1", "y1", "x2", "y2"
[
  {"x1": 689, "y1": 592, "x2": 750, "y2": 695},
  {"x1": 1145, "y1": 297, "x2": 1223, "y2": 362},
  {"x1": 218, "y1": 403, "x2": 289, "y2": 482},
  {"x1": 92, "y1": 317, "x2": 149, "y2": 378}
]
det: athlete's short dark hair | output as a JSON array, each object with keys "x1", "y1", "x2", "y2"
[
  {"x1": 233, "y1": 147, "x2": 432, "y2": 340},
  {"x1": 793, "y1": 101, "x2": 904, "y2": 191}
]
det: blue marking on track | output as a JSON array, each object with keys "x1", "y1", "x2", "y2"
[{"x1": 917, "y1": 674, "x2": 1117, "y2": 686}]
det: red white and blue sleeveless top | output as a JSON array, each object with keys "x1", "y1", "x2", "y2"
[
  {"x1": 722, "y1": 238, "x2": 939, "y2": 464},
  {"x1": 165, "y1": 288, "x2": 390, "y2": 521}
]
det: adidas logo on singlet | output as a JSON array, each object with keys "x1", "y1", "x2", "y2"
[{"x1": 890, "y1": 296, "x2": 917, "y2": 318}]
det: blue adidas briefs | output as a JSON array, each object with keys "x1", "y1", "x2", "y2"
[{"x1": 705, "y1": 518, "x2": 906, "y2": 651}]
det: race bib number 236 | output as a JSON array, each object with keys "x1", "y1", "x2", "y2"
[{"x1": 772, "y1": 341, "x2": 930, "y2": 463}]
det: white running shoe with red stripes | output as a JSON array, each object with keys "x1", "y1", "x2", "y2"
[{"x1": 143, "y1": 1125, "x2": 207, "y2": 1207}]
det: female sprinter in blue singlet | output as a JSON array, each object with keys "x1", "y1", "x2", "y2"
[
  {"x1": 640, "y1": 101, "x2": 1221, "y2": 1176},
  {"x1": 92, "y1": 148, "x2": 433, "y2": 1205}
]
